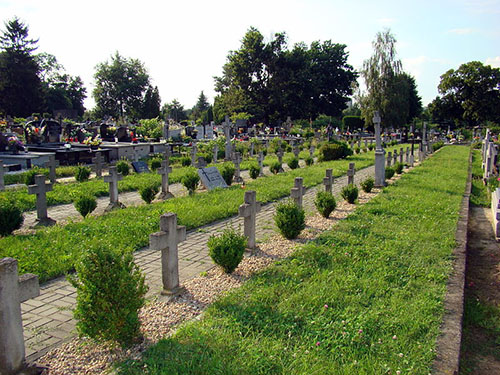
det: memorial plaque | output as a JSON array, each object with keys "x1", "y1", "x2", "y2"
[
  {"x1": 132, "y1": 161, "x2": 151, "y2": 173},
  {"x1": 198, "y1": 167, "x2": 228, "y2": 190}
]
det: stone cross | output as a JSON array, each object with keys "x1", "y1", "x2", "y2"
[
  {"x1": 238, "y1": 190, "x2": 261, "y2": 251},
  {"x1": 364, "y1": 139, "x2": 368, "y2": 148},
  {"x1": 323, "y1": 169, "x2": 333, "y2": 194},
  {"x1": 92, "y1": 151, "x2": 104, "y2": 178},
  {"x1": 405, "y1": 147, "x2": 410, "y2": 163},
  {"x1": 233, "y1": 152, "x2": 243, "y2": 183},
  {"x1": 347, "y1": 163, "x2": 355, "y2": 185},
  {"x1": 350, "y1": 140, "x2": 355, "y2": 150},
  {"x1": 387, "y1": 152, "x2": 392, "y2": 167},
  {"x1": 393, "y1": 150, "x2": 398, "y2": 165},
  {"x1": 149, "y1": 213, "x2": 186, "y2": 296},
  {"x1": 213, "y1": 144, "x2": 218, "y2": 163},
  {"x1": 133, "y1": 147, "x2": 140, "y2": 162},
  {"x1": 104, "y1": 166, "x2": 125, "y2": 211},
  {"x1": 373, "y1": 111, "x2": 385, "y2": 187},
  {"x1": 44, "y1": 154, "x2": 59, "y2": 184},
  {"x1": 258, "y1": 151, "x2": 265, "y2": 177},
  {"x1": 28, "y1": 175, "x2": 56, "y2": 226},
  {"x1": 196, "y1": 157, "x2": 207, "y2": 169},
  {"x1": 0, "y1": 258, "x2": 40, "y2": 375},
  {"x1": 290, "y1": 177, "x2": 305, "y2": 208},
  {"x1": 164, "y1": 146, "x2": 172, "y2": 161},
  {"x1": 250, "y1": 142, "x2": 254, "y2": 157},
  {"x1": 0, "y1": 160, "x2": 4, "y2": 191},
  {"x1": 157, "y1": 160, "x2": 174, "y2": 200},
  {"x1": 293, "y1": 145, "x2": 300, "y2": 159},
  {"x1": 223, "y1": 116, "x2": 232, "y2": 161},
  {"x1": 309, "y1": 145, "x2": 315, "y2": 158},
  {"x1": 276, "y1": 148, "x2": 284, "y2": 172},
  {"x1": 399, "y1": 147, "x2": 404, "y2": 164},
  {"x1": 190, "y1": 143, "x2": 197, "y2": 166},
  {"x1": 357, "y1": 137, "x2": 361, "y2": 148}
]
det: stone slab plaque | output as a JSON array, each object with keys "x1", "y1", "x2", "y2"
[
  {"x1": 198, "y1": 167, "x2": 228, "y2": 190},
  {"x1": 132, "y1": 161, "x2": 151, "y2": 173}
]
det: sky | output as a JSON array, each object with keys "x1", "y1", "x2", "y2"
[{"x1": 1, "y1": 0, "x2": 499, "y2": 113}]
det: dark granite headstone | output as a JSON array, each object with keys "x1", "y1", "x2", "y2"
[
  {"x1": 132, "y1": 161, "x2": 151, "y2": 173},
  {"x1": 198, "y1": 167, "x2": 228, "y2": 190}
]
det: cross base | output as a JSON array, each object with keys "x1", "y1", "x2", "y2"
[
  {"x1": 158, "y1": 191, "x2": 174, "y2": 200},
  {"x1": 33, "y1": 217, "x2": 56, "y2": 228},
  {"x1": 159, "y1": 285, "x2": 186, "y2": 298},
  {"x1": 234, "y1": 176, "x2": 244, "y2": 183},
  {"x1": 105, "y1": 201, "x2": 126, "y2": 212}
]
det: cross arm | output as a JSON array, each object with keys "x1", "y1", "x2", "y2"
[{"x1": 19, "y1": 273, "x2": 40, "y2": 303}]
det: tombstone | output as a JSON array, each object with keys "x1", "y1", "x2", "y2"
[
  {"x1": 195, "y1": 157, "x2": 207, "y2": 169},
  {"x1": 309, "y1": 145, "x2": 315, "y2": 158},
  {"x1": 44, "y1": 154, "x2": 59, "y2": 184},
  {"x1": 103, "y1": 166, "x2": 125, "y2": 211},
  {"x1": 92, "y1": 151, "x2": 104, "y2": 178},
  {"x1": 232, "y1": 152, "x2": 244, "y2": 183},
  {"x1": 387, "y1": 152, "x2": 392, "y2": 167},
  {"x1": 347, "y1": 163, "x2": 355, "y2": 185},
  {"x1": 293, "y1": 145, "x2": 300, "y2": 159},
  {"x1": 290, "y1": 177, "x2": 305, "y2": 208},
  {"x1": 350, "y1": 140, "x2": 355, "y2": 150},
  {"x1": 250, "y1": 142, "x2": 254, "y2": 157},
  {"x1": 213, "y1": 144, "x2": 219, "y2": 164},
  {"x1": 357, "y1": 137, "x2": 361, "y2": 148},
  {"x1": 392, "y1": 150, "x2": 398, "y2": 165},
  {"x1": 223, "y1": 116, "x2": 233, "y2": 161},
  {"x1": 149, "y1": 213, "x2": 186, "y2": 296},
  {"x1": 0, "y1": 258, "x2": 41, "y2": 375},
  {"x1": 364, "y1": 139, "x2": 368, "y2": 148},
  {"x1": 399, "y1": 147, "x2": 404, "y2": 164},
  {"x1": 116, "y1": 126, "x2": 130, "y2": 142},
  {"x1": 276, "y1": 148, "x2": 284, "y2": 172},
  {"x1": 238, "y1": 190, "x2": 261, "y2": 251},
  {"x1": 198, "y1": 167, "x2": 228, "y2": 190},
  {"x1": 157, "y1": 160, "x2": 174, "y2": 199},
  {"x1": 132, "y1": 161, "x2": 150, "y2": 173},
  {"x1": 28, "y1": 175, "x2": 56, "y2": 227},
  {"x1": 323, "y1": 169, "x2": 333, "y2": 194},
  {"x1": 0, "y1": 160, "x2": 4, "y2": 191},
  {"x1": 422, "y1": 122, "x2": 428, "y2": 158},
  {"x1": 405, "y1": 147, "x2": 410, "y2": 163},
  {"x1": 258, "y1": 151, "x2": 265, "y2": 177},
  {"x1": 133, "y1": 147, "x2": 140, "y2": 162},
  {"x1": 46, "y1": 120, "x2": 62, "y2": 143}
]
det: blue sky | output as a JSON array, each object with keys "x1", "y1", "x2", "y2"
[{"x1": 1, "y1": 0, "x2": 499, "y2": 112}]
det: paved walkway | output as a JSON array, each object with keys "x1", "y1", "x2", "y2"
[{"x1": 21, "y1": 162, "x2": 377, "y2": 361}]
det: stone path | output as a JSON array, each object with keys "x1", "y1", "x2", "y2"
[{"x1": 22, "y1": 163, "x2": 376, "y2": 362}]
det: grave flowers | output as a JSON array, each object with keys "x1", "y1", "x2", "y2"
[{"x1": 7, "y1": 135, "x2": 24, "y2": 154}]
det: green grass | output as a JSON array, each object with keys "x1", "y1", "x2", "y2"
[
  {"x1": 115, "y1": 145, "x2": 470, "y2": 375},
  {"x1": 470, "y1": 149, "x2": 490, "y2": 207},
  {"x1": 0, "y1": 148, "x2": 391, "y2": 283}
]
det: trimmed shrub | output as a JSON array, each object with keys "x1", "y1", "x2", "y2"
[
  {"x1": 354, "y1": 147, "x2": 361, "y2": 154},
  {"x1": 269, "y1": 161, "x2": 281, "y2": 174},
  {"x1": 318, "y1": 142, "x2": 352, "y2": 161},
  {"x1": 360, "y1": 177, "x2": 374, "y2": 193},
  {"x1": 305, "y1": 156, "x2": 314, "y2": 166},
  {"x1": 198, "y1": 152, "x2": 213, "y2": 164},
  {"x1": 180, "y1": 156, "x2": 191, "y2": 167},
  {"x1": 432, "y1": 141, "x2": 444, "y2": 152},
  {"x1": 75, "y1": 165, "x2": 92, "y2": 182},
  {"x1": 68, "y1": 246, "x2": 147, "y2": 347},
  {"x1": 287, "y1": 157, "x2": 299, "y2": 170},
  {"x1": 116, "y1": 160, "x2": 130, "y2": 176},
  {"x1": 274, "y1": 199, "x2": 305, "y2": 239},
  {"x1": 24, "y1": 167, "x2": 47, "y2": 185},
  {"x1": 207, "y1": 228, "x2": 247, "y2": 273},
  {"x1": 486, "y1": 175, "x2": 500, "y2": 192},
  {"x1": 368, "y1": 144, "x2": 375, "y2": 151},
  {"x1": 74, "y1": 194, "x2": 97, "y2": 218},
  {"x1": 182, "y1": 171, "x2": 200, "y2": 194},
  {"x1": 341, "y1": 184, "x2": 358, "y2": 204},
  {"x1": 150, "y1": 158, "x2": 162, "y2": 171},
  {"x1": 221, "y1": 163, "x2": 235, "y2": 185},
  {"x1": 139, "y1": 183, "x2": 159, "y2": 204},
  {"x1": 394, "y1": 162, "x2": 404, "y2": 174},
  {"x1": 249, "y1": 164, "x2": 260, "y2": 179},
  {"x1": 385, "y1": 167, "x2": 395, "y2": 179},
  {"x1": 0, "y1": 198, "x2": 23, "y2": 236},
  {"x1": 314, "y1": 191, "x2": 336, "y2": 218}
]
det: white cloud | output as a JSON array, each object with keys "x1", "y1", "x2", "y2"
[
  {"x1": 447, "y1": 28, "x2": 475, "y2": 35},
  {"x1": 485, "y1": 56, "x2": 500, "y2": 67}
]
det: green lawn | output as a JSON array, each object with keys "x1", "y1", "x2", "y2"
[
  {"x1": 470, "y1": 149, "x2": 490, "y2": 207},
  {"x1": 116, "y1": 145, "x2": 470, "y2": 375}
]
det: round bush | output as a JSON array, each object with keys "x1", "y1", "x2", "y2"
[
  {"x1": 385, "y1": 167, "x2": 395, "y2": 179},
  {"x1": 314, "y1": 191, "x2": 336, "y2": 218},
  {"x1": 182, "y1": 170, "x2": 200, "y2": 194},
  {"x1": 354, "y1": 147, "x2": 361, "y2": 154},
  {"x1": 75, "y1": 165, "x2": 92, "y2": 182},
  {"x1": 394, "y1": 162, "x2": 404, "y2": 174},
  {"x1": 207, "y1": 228, "x2": 247, "y2": 273},
  {"x1": 274, "y1": 199, "x2": 305, "y2": 239},
  {"x1": 180, "y1": 156, "x2": 191, "y2": 167},
  {"x1": 269, "y1": 161, "x2": 281, "y2": 174},
  {"x1": 249, "y1": 164, "x2": 260, "y2": 179},
  {"x1": 24, "y1": 167, "x2": 47, "y2": 185},
  {"x1": 287, "y1": 157, "x2": 299, "y2": 170},
  {"x1": 318, "y1": 142, "x2": 352, "y2": 161},
  {"x1": 221, "y1": 163, "x2": 235, "y2": 185},
  {"x1": 368, "y1": 144, "x2": 375, "y2": 151},
  {"x1": 341, "y1": 184, "x2": 358, "y2": 204},
  {"x1": 74, "y1": 194, "x2": 97, "y2": 218},
  {"x1": 198, "y1": 152, "x2": 213, "y2": 164},
  {"x1": 150, "y1": 158, "x2": 162, "y2": 171},
  {"x1": 0, "y1": 198, "x2": 23, "y2": 236},
  {"x1": 116, "y1": 160, "x2": 130, "y2": 176},
  {"x1": 360, "y1": 177, "x2": 374, "y2": 193},
  {"x1": 139, "y1": 183, "x2": 159, "y2": 204},
  {"x1": 305, "y1": 156, "x2": 314, "y2": 166}
]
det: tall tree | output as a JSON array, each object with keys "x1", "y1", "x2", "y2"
[
  {"x1": 93, "y1": 52, "x2": 150, "y2": 119},
  {"x1": 162, "y1": 99, "x2": 187, "y2": 122},
  {"x1": 191, "y1": 91, "x2": 211, "y2": 122},
  {"x1": 0, "y1": 17, "x2": 44, "y2": 116},
  {"x1": 142, "y1": 85, "x2": 161, "y2": 119}
]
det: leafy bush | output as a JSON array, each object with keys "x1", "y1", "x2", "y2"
[
  {"x1": 394, "y1": 162, "x2": 404, "y2": 174},
  {"x1": 305, "y1": 156, "x2": 314, "y2": 166},
  {"x1": 360, "y1": 177, "x2": 374, "y2": 193},
  {"x1": 150, "y1": 158, "x2": 162, "y2": 171},
  {"x1": 368, "y1": 144, "x2": 375, "y2": 151},
  {"x1": 0, "y1": 198, "x2": 23, "y2": 236},
  {"x1": 287, "y1": 157, "x2": 299, "y2": 170},
  {"x1": 432, "y1": 141, "x2": 444, "y2": 152},
  {"x1": 363, "y1": 148, "x2": 368, "y2": 153},
  {"x1": 341, "y1": 184, "x2": 358, "y2": 204},
  {"x1": 68, "y1": 245, "x2": 147, "y2": 347},
  {"x1": 274, "y1": 199, "x2": 305, "y2": 239},
  {"x1": 180, "y1": 157, "x2": 191, "y2": 167},
  {"x1": 74, "y1": 194, "x2": 97, "y2": 218},
  {"x1": 318, "y1": 142, "x2": 352, "y2": 161},
  {"x1": 221, "y1": 163, "x2": 235, "y2": 185},
  {"x1": 207, "y1": 228, "x2": 247, "y2": 273},
  {"x1": 24, "y1": 167, "x2": 47, "y2": 185},
  {"x1": 487, "y1": 175, "x2": 500, "y2": 192},
  {"x1": 354, "y1": 147, "x2": 361, "y2": 154},
  {"x1": 139, "y1": 183, "x2": 159, "y2": 204},
  {"x1": 116, "y1": 160, "x2": 130, "y2": 176},
  {"x1": 269, "y1": 161, "x2": 281, "y2": 174},
  {"x1": 198, "y1": 152, "x2": 213, "y2": 164},
  {"x1": 314, "y1": 191, "x2": 336, "y2": 218},
  {"x1": 249, "y1": 164, "x2": 261, "y2": 179},
  {"x1": 182, "y1": 171, "x2": 200, "y2": 194},
  {"x1": 385, "y1": 167, "x2": 395, "y2": 179},
  {"x1": 75, "y1": 165, "x2": 92, "y2": 182}
]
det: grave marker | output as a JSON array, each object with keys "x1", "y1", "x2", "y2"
[
  {"x1": 293, "y1": 145, "x2": 300, "y2": 159},
  {"x1": 223, "y1": 116, "x2": 232, "y2": 161},
  {"x1": 323, "y1": 169, "x2": 333, "y2": 193},
  {"x1": 238, "y1": 190, "x2": 261, "y2": 251},
  {"x1": 44, "y1": 154, "x2": 59, "y2": 184},
  {"x1": 213, "y1": 144, "x2": 218, "y2": 164},
  {"x1": 198, "y1": 167, "x2": 228, "y2": 190},
  {"x1": 104, "y1": 166, "x2": 125, "y2": 211},
  {"x1": 149, "y1": 213, "x2": 186, "y2": 296},
  {"x1": 347, "y1": 163, "x2": 355, "y2": 185},
  {"x1": 28, "y1": 175, "x2": 56, "y2": 227},
  {"x1": 399, "y1": 147, "x2": 404, "y2": 164},
  {"x1": 250, "y1": 142, "x2": 254, "y2": 157},
  {"x1": 387, "y1": 152, "x2": 392, "y2": 167},
  {"x1": 291, "y1": 177, "x2": 305, "y2": 208},
  {"x1": 393, "y1": 150, "x2": 398, "y2": 165},
  {"x1": 373, "y1": 111, "x2": 385, "y2": 187},
  {"x1": 157, "y1": 159, "x2": 174, "y2": 199},
  {"x1": 276, "y1": 148, "x2": 284, "y2": 172},
  {"x1": 195, "y1": 157, "x2": 207, "y2": 169},
  {"x1": 190, "y1": 144, "x2": 197, "y2": 166},
  {"x1": 309, "y1": 145, "x2": 315, "y2": 158},
  {"x1": 257, "y1": 151, "x2": 265, "y2": 177},
  {"x1": 132, "y1": 161, "x2": 150, "y2": 173},
  {"x1": 405, "y1": 147, "x2": 410, "y2": 163},
  {"x1": 232, "y1": 152, "x2": 244, "y2": 183},
  {"x1": 92, "y1": 151, "x2": 104, "y2": 177}
]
